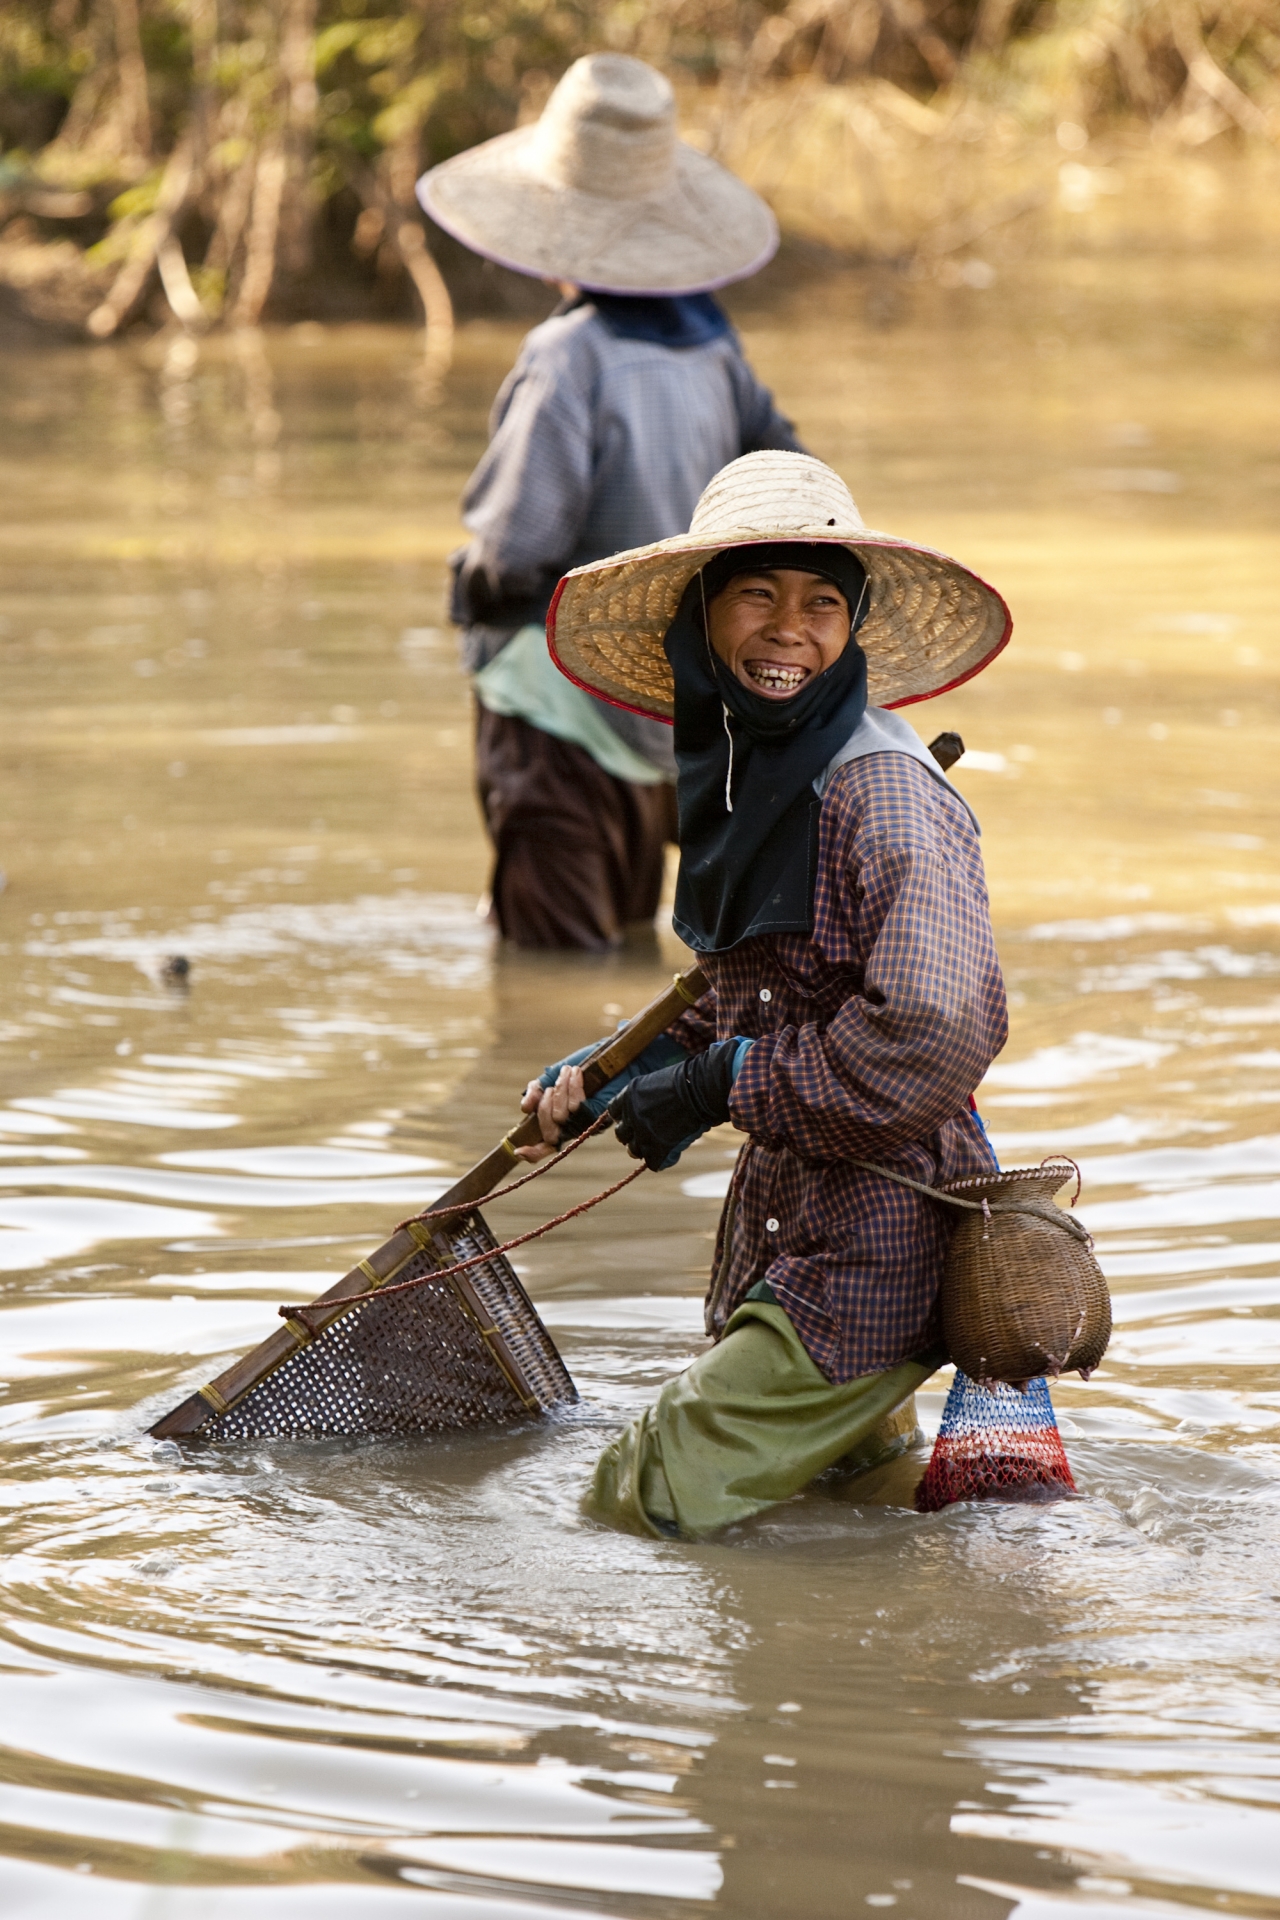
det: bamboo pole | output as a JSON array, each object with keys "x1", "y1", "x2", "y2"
[{"x1": 149, "y1": 965, "x2": 708, "y2": 1439}]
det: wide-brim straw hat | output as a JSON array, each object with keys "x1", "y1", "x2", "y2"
[
  {"x1": 416, "y1": 54, "x2": 778, "y2": 296},
  {"x1": 547, "y1": 452, "x2": 1012, "y2": 720}
]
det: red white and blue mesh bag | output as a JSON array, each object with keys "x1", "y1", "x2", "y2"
[{"x1": 915, "y1": 1368, "x2": 1076, "y2": 1512}]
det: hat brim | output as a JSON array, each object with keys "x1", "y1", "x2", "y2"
[
  {"x1": 417, "y1": 129, "x2": 778, "y2": 295},
  {"x1": 547, "y1": 531, "x2": 1012, "y2": 721}
]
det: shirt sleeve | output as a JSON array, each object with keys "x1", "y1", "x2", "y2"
[
  {"x1": 729, "y1": 782, "x2": 1008, "y2": 1159},
  {"x1": 450, "y1": 343, "x2": 595, "y2": 628},
  {"x1": 724, "y1": 347, "x2": 807, "y2": 456},
  {"x1": 666, "y1": 985, "x2": 720, "y2": 1057}
]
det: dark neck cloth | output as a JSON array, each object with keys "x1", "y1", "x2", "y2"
[
  {"x1": 575, "y1": 291, "x2": 731, "y2": 349},
  {"x1": 667, "y1": 542, "x2": 870, "y2": 955}
]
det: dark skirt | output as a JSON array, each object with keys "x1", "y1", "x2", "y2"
[{"x1": 474, "y1": 703, "x2": 676, "y2": 951}]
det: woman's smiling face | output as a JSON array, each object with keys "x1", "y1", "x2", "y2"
[{"x1": 706, "y1": 567, "x2": 851, "y2": 700}]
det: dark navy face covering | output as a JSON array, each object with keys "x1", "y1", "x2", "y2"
[{"x1": 665, "y1": 542, "x2": 871, "y2": 955}]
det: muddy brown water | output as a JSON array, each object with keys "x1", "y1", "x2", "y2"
[{"x1": 1, "y1": 256, "x2": 1279, "y2": 1918}]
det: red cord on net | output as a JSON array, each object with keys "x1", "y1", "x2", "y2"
[
  {"x1": 395, "y1": 1107, "x2": 617, "y2": 1232},
  {"x1": 279, "y1": 1111, "x2": 643, "y2": 1335}
]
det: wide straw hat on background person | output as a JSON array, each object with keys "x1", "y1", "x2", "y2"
[
  {"x1": 547, "y1": 452, "x2": 1013, "y2": 720},
  {"x1": 416, "y1": 54, "x2": 778, "y2": 295}
]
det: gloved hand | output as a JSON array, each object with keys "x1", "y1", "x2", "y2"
[
  {"x1": 518, "y1": 1034, "x2": 693, "y2": 1162},
  {"x1": 611, "y1": 1038, "x2": 750, "y2": 1172},
  {"x1": 530, "y1": 1034, "x2": 690, "y2": 1141}
]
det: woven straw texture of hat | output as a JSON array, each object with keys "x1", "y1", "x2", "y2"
[
  {"x1": 938, "y1": 1163, "x2": 1112, "y2": 1387},
  {"x1": 418, "y1": 55, "x2": 777, "y2": 296},
  {"x1": 547, "y1": 452, "x2": 1012, "y2": 718}
]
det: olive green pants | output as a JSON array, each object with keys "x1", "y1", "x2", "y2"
[{"x1": 586, "y1": 1298, "x2": 935, "y2": 1539}]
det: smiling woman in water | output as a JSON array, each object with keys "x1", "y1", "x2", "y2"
[
  {"x1": 706, "y1": 568, "x2": 853, "y2": 699},
  {"x1": 526, "y1": 449, "x2": 1013, "y2": 1537}
]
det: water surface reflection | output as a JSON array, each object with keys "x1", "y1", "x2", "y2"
[{"x1": 1, "y1": 262, "x2": 1278, "y2": 1915}]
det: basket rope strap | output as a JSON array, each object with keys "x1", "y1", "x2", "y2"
[{"x1": 848, "y1": 1157, "x2": 1094, "y2": 1248}]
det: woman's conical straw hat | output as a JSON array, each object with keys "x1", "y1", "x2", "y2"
[
  {"x1": 416, "y1": 54, "x2": 778, "y2": 296},
  {"x1": 548, "y1": 452, "x2": 1013, "y2": 721}
]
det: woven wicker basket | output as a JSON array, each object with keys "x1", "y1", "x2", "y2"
[{"x1": 938, "y1": 1162, "x2": 1111, "y2": 1388}]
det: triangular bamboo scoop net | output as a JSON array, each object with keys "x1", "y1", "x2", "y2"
[
  {"x1": 149, "y1": 965, "x2": 707, "y2": 1442},
  {"x1": 149, "y1": 729, "x2": 1096, "y2": 1518}
]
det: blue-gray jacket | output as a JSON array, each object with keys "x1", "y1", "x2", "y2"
[{"x1": 451, "y1": 300, "x2": 803, "y2": 769}]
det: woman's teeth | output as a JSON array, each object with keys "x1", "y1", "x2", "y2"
[{"x1": 745, "y1": 661, "x2": 807, "y2": 693}]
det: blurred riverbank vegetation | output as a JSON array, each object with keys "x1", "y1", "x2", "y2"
[{"x1": 1, "y1": 0, "x2": 1277, "y2": 341}]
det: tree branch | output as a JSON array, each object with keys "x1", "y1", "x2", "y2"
[
  {"x1": 1171, "y1": 6, "x2": 1273, "y2": 139},
  {"x1": 232, "y1": 141, "x2": 287, "y2": 327},
  {"x1": 86, "y1": 136, "x2": 195, "y2": 338}
]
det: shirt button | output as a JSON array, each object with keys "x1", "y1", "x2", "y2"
[
  {"x1": 759, "y1": 988, "x2": 772, "y2": 1003},
  {"x1": 766, "y1": 1217, "x2": 780, "y2": 1233}
]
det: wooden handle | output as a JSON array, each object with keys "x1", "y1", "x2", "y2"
[
  {"x1": 417, "y1": 962, "x2": 709, "y2": 1216},
  {"x1": 149, "y1": 963, "x2": 709, "y2": 1438}
]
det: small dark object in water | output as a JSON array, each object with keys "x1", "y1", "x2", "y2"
[
  {"x1": 928, "y1": 730, "x2": 965, "y2": 772},
  {"x1": 160, "y1": 954, "x2": 191, "y2": 986}
]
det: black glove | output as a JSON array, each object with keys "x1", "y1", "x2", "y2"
[{"x1": 611, "y1": 1039, "x2": 742, "y2": 1171}]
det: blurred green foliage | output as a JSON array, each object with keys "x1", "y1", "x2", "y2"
[
  {"x1": 0, "y1": 0, "x2": 1275, "y2": 328},
  {"x1": 3, "y1": 0, "x2": 1272, "y2": 175}
]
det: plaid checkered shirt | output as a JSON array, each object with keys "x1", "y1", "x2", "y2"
[{"x1": 670, "y1": 752, "x2": 1007, "y2": 1382}]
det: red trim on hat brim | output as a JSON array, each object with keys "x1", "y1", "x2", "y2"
[
  {"x1": 544, "y1": 548, "x2": 1013, "y2": 722},
  {"x1": 883, "y1": 597, "x2": 1013, "y2": 709},
  {"x1": 545, "y1": 574, "x2": 674, "y2": 722}
]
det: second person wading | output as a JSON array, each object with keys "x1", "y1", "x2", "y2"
[{"x1": 418, "y1": 53, "x2": 803, "y2": 951}]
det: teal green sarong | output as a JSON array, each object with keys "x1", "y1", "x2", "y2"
[
  {"x1": 473, "y1": 625, "x2": 666, "y2": 785},
  {"x1": 586, "y1": 1299, "x2": 936, "y2": 1539}
]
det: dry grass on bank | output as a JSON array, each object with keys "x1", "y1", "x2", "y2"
[
  {"x1": 695, "y1": 75, "x2": 1280, "y2": 269},
  {"x1": 0, "y1": 0, "x2": 1277, "y2": 346}
]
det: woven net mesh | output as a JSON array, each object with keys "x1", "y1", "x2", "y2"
[
  {"x1": 915, "y1": 1370, "x2": 1076, "y2": 1512},
  {"x1": 203, "y1": 1211, "x2": 576, "y2": 1441}
]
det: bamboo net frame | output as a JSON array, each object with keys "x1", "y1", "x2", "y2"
[{"x1": 148, "y1": 965, "x2": 707, "y2": 1442}]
